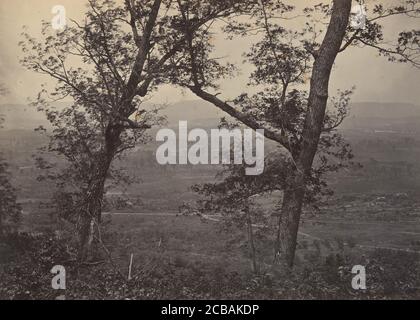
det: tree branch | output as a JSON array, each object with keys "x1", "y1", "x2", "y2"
[{"x1": 188, "y1": 85, "x2": 291, "y2": 151}]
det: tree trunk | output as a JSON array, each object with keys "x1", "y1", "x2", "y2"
[
  {"x1": 77, "y1": 125, "x2": 122, "y2": 261},
  {"x1": 77, "y1": 214, "x2": 95, "y2": 262},
  {"x1": 275, "y1": 0, "x2": 352, "y2": 268},
  {"x1": 274, "y1": 173, "x2": 305, "y2": 267},
  {"x1": 77, "y1": 171, "x2": 107, "y2": 262}
]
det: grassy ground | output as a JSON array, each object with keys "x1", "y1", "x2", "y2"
[
  {"x1": 106, "y1": 214, "x2": 253, "y2": 274},
  {"x1": 2, "y1": 193, "x2": 420, "y2": 300},
  {"x1": 20, "y1": 194, "x2": 420, "y2": 273}
]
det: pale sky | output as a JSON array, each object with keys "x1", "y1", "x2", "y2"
[{"x1": 0, "y1": 0, "x2": 419, "y2": 105}]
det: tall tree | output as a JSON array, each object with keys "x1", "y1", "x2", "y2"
[
  {"x1": 20, "y1": 0, "x2": 254, "y2": 260},
  {"x1": 171, "y1": 0, "x2": 420, "y2": 267}
]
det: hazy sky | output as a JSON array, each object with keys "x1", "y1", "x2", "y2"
[{"x1": 0, "y1": 0, "x2": 419, "y2": 105}]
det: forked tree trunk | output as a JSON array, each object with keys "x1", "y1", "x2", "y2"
[{"x1": 274, "y1": 0, "x2": 352, "y2": 268}]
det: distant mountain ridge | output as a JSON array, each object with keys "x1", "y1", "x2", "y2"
[
  {"x1": 1, "y1": 100, "x2": 419, "y2": 131},
  {"x1": 347, "y1": 102, "x2": 420, "y2": 119}
]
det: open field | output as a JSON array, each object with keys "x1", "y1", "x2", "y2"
[
  {"x1": 111, "y1": 213, "x2": 420, "y2": 259},
  {"x1": 21, "y1": 207, "x2": 420, "y2": 271}
]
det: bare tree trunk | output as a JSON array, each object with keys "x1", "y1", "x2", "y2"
[
  {"x1": 274, "y1": 0, "x2": 352, "y2": 268},
  {"x1": 274, "y1": 173, "x2": 305, "y2": 267}
]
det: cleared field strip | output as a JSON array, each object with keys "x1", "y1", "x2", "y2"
[{"x1": 108, "y1": 212, "x2": 420, "y2": 254}]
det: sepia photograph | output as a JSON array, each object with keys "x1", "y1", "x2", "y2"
[{"x1": 0, "y1": 0, "x2": 419, "y2": 305}]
